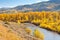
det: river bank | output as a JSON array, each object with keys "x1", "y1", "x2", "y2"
[{"x1": 23, "y1": 23, "x2": 60, "y2": 40}]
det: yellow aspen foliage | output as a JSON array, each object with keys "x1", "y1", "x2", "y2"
[
  {"x1": 25, "y1": 28, "x2": 32, "y2": 34},
  {"x1": 0, "y1": 11, "x2": 60, "y2": 33},
  {"x1": 34, "y1": 29, "x2": 44, "y2": 40},
  {"x1": 57, "y1": 26, "x2": 60, "y2": 32},
  {"x1": 17, "y1": 20, "x2": 20, "y2": 24}
]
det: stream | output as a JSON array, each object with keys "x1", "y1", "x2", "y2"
[{"x1": 24, "y1": 23, "x2": 60, "y2": 40}]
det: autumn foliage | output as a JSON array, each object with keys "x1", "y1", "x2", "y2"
[
  {"x1": 0, "y1": 11, "x2": 60, "y2": 33},
  {"x1": 34, "y1": 29, "x2": 44, "y2": 40},
  {"x1": 25, "y1": 27, "x2": 32, "y2": 34}
]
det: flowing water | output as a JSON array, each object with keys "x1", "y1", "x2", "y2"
[{"x1": 24, "y1": 23, "x2": 60, "y2": 40}]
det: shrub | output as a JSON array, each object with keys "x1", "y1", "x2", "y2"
[
  {"x1": 34, "y1": 29, "x2": 44, "y2": 40},
  {"x1": 25, "y1": 27, "x2": 32, "y2": 34},
  {"x1": 17, "y1": 20, "x2": 20, "y2": 24}
]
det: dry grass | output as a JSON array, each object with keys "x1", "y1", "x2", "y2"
[
  {"x1": 0, "y1": 24, "x2": 23, "y2": 40},
  {"x1": 0, "y1": 21, "x2": 42, "y2": 40}
]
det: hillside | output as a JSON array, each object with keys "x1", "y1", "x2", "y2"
[
  {"x1": 0, "y1": 21, "x2": 43, "y2": 40},
  {"x1": 0, "y1": 0, "x2": 60, "y2": 12},
  {"x1": 14, "y1": 0, "x2": 60, "y2": 11}
]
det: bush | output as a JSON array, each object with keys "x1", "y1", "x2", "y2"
[
  {"x1": 25, "y1": 27, "x2": 32, "y2": 34},
  {"x1": 34, "y1": 29, "x2": 44, "y2": 40},
  {"x1": 17, "y1": 20, "x2": 20, "y2": 24}
]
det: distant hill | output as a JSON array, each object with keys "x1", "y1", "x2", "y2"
[
  {"x1": 0, "y1": 0, "x2": 60, "y2": 12},
  {"x1": 14, "y1": 0, "x2": 60, "y2": 11}
]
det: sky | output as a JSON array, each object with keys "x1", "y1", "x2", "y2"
[{"x1": 0, "y1": 0, "x2": 49, "y2": 8}]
